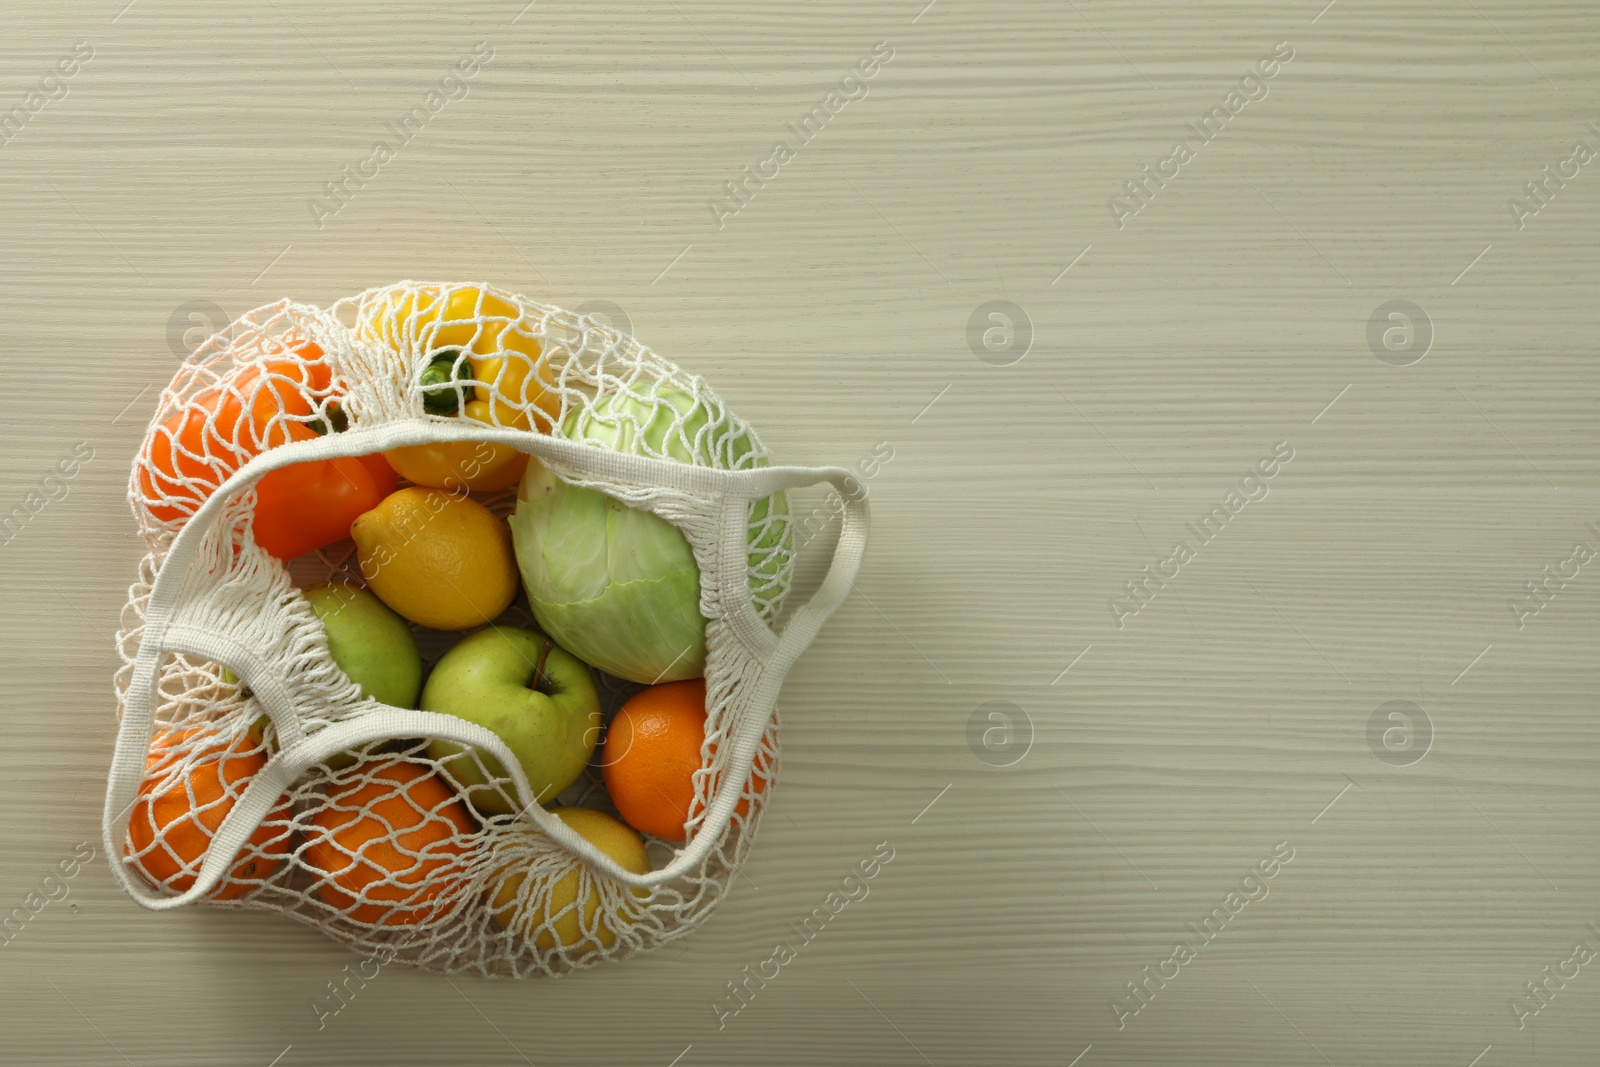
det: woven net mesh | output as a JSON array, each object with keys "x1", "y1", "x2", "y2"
[{"x1": 112, "y1": 282, "x2": 797, "y2": 976}]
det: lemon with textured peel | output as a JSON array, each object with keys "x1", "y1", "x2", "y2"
[
  {"x1": 490, "y1": 807, "x2": 651, "y2": 951},
  {"x1": 351, "y1": 487, "x2": 518, "y2": 631}
]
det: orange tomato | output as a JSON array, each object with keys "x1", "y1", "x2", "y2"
[
  {"x1": 139, "y1": 343, "x2": 332, "y2": 525},
  {"x1": 250, "y1": 451, "x2": 396, "y2": 560},
  {"x1": 139, "y1": 341, "x2": 399, "y2": 560}
]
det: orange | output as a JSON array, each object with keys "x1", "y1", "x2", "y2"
[
  {"x1": 601, "y1": 680, "x2": 770, "y2": 843},
  {"x1": 125, "y1": 729, "x2": 293, "y2": 901},
  {"x1": 304, "y1": 758, "x2": 476, "y2": 925}
]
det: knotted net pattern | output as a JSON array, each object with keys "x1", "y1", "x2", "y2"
[{"x1": 113, "y1": 282, "x2": 800, "y2": 976}]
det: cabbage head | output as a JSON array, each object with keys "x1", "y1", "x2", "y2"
[{"x1": 509, "y1": 382, "x2": 790, "y2": 683}]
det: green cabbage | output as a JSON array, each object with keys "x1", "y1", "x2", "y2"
[{"x1": 509, "y1": 382, "x2": 790, "y2": 684}]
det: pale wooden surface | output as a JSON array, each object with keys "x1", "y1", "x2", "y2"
[{"x1": 2, "y1": 0, "x2": 1597, "y2": 1064}]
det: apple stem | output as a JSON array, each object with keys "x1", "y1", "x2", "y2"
[{"x1": 529, "y1": 639, "x2": 557, "y2": 694}]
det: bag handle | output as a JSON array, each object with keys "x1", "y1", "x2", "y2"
[
  {"x1": 717, "y1": 465, "x2": 870, "y2": 668},
  {"x1": 679, "y1": 467, "x2": 869, "y2": 866}
]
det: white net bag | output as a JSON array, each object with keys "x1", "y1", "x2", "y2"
[{"x1": 104, "y1": 282, "x2": 869, "y2": 976}]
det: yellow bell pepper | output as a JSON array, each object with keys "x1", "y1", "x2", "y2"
[{"x1": 364, "y1": 285, "x2": 560, "y2": 493}]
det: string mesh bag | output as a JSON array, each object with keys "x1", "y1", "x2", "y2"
[{"x1": 104, "y1": 281, "x2": 870, "y2": 976}]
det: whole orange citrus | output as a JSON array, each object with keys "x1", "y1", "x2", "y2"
[
  {"x1": 303, "y1": 758, "x2": 476, "y2": 926},
  {"x1": 600, "y1": 680, "x2": 769, "y2": 843},
  {"x1": 125, "y1": 729, "x2": 293, "y2": 901}
]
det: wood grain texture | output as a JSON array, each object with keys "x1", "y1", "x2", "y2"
[{"x1": 1, "y1": 0, "x2": 1596, "y2": 1064}]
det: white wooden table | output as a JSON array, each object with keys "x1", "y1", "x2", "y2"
[{"x1": 1, "y1": 1, "x2": 1595, "y2": 1063}]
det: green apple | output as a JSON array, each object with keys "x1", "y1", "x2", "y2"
[
  {"x1": 422, "y1": 626, "x2": 601, "y2": 816},
  {"x1": 302, "y1": 583, "x2": 424, "y2": 709}
]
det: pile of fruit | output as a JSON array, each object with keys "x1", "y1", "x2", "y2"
[{"x1": 122, "y1": 285, "x2": 784, "y2": 956}]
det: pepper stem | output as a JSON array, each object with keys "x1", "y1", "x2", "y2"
[{"x1": 419, "y1": 350, "x2": 471, "y2": 415}]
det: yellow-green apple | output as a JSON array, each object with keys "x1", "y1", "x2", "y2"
[
  {"x1": 249, "y1": 585, "x2": 424, "y2": 761},
  {"x1": 422, "y1": 626, "x2": 601, "y2": 816},
  {"x1": 302, "y1": 583, "x2": 423, "y2": 708}
]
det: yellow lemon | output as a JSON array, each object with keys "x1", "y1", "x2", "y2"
[
  {"x1": 351, "y1": 487, "x2": 518, "y2": 631},
  {"x1": 491, "y1": 807, "x2": 651, "y2": 952}
]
